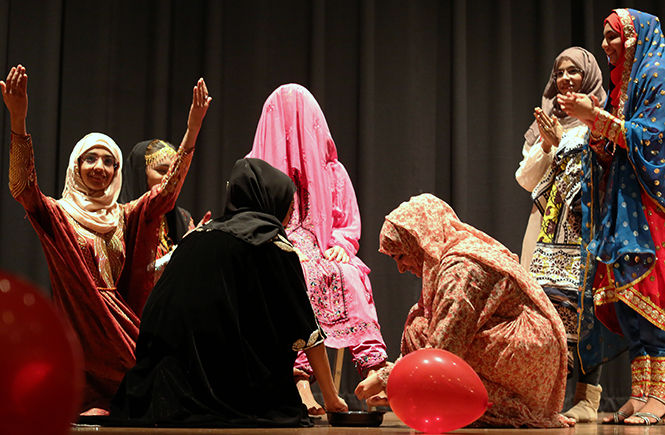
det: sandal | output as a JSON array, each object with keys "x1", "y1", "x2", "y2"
[
  {"x1": 602, "y1": 410, "x2": 628, "y2": 424},
  {"x1": 627, "y1": 412, "x2": 662, "y2": 425},
  {"x1": 602, "y1": 396, "x2": 647, "y2": 424}
]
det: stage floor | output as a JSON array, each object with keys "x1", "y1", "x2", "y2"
[{"x1": 70, "y1": 412, "x2": 665, "y2": 434}]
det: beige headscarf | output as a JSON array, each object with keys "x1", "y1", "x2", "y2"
[{"x1": 57, "y1": 133, "x2": 123, "y2": 234}]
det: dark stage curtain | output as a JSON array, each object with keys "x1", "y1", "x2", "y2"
[{"x1": 1, "y1": 0, "x2": 663, "y2": 411}]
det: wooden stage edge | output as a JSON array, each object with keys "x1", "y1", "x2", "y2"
[{"x1": 70, "y1": 412, "x2": 665, "y2": 434}]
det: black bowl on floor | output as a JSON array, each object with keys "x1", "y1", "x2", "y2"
[{"x1": 327, "y1": 410, "x2": 385, "y2": 427}]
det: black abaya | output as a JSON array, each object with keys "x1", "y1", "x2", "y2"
[
  {"x1": 106, "y1": 229, "x2": 322, "y2": 427},
  {"x1": 80, "y1": 158, "x2": 323, "y2": 428}
]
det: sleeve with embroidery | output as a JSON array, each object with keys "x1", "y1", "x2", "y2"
[
  {"x1": 591, "y1": 109, "x2": 627, "y2": 150},
  {"x1": 8, "y1": 133, "x2": 41, "y2": 211}
]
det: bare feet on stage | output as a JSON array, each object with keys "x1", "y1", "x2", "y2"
[
  {"x1": 557, "y1": 414, "x2": 576, "y2": 427},
  {"x1": 296, "y1": 378, "x2": 326, "y2": 415},
  {"x1": 623, "y1": 396, "x2": 665, "y2": 425},
  {"x1": 602, "y1": 396, "x2": 646, "y2": 424}
]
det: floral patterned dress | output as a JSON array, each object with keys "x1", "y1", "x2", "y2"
[{"x1": 378, "y1": 194, "x2": 568, "y2": 427}]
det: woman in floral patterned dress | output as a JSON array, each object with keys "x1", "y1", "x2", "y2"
[
  {"x1": 355, "y1": 194, "x2": 572, "y2": 428},
  {"x1": 1, "y1": 64, "x2": 211, "y2": 414}
]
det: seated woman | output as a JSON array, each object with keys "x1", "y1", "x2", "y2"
[
  {"x1": 355, "y1": 194, "x2": 573, "y2": 428},
  {"x1": 120, "y1": 139, "x2": 210, "y2": 305},
  {"x1": 93, "y1": 158, "x2": 347, "y2": 427},
  {"x1": 1, "y1": 64, "x2": 211, "y2": 414},
  {"x1": 248, "y1": 84, "x2": 387, "y2": 413}
]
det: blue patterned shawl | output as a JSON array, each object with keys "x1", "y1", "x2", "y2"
[{"x1": 579, "y1": 9, "x2": 665, "y2": 372}]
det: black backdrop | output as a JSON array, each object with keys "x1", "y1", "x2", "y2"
[{"x1": 2, "y1": 0, "x2": 664, "y2": 410}]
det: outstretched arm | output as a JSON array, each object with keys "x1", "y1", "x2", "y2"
[
  {"x1": 136, "y1": 78, "x2": 212, "y2": 218},
  {"x1": 179, "y1": 78, "x2": 212, "y2": 153},
  {"x1": 2, "y1": 65, "x2": 42, "y2": 212},
  {"x1": 304, "y1": 343, "x2": 348, "y2": 412}
]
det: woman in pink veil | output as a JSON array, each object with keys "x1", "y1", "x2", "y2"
[{"x1": 248, "y1": 84, "x2": 387, "y2": 413}]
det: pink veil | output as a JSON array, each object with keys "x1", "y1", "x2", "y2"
[{"x1": 248, "y1": 84, "x2": 338, "y2": 251}]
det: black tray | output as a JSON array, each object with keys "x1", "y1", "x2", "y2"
[{"x1": 327, "y1": 410, "x2": 385, "y2": 427}]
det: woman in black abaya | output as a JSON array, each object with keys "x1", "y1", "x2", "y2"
[{"x1": 92, "y1": 158, "x2": 348, "y2": 427}]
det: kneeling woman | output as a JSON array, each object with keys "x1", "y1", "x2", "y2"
[
  {"x1": 100, "y1": 158, "x2": 347, "y2": 427},
  {"x1": 356, "y1": 194, "x2": 572, "y2": 428}
]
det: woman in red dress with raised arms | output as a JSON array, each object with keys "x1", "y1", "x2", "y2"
[{"x1": 1, "y1": 64, "x2": 211, "y2": 414}]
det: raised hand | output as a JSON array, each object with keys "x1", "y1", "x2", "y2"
[
  {"x1": 0, "y1": 65, "x2": 28, "y2": 134},
  {"x1": 187, "y1": 78, "x2": 212, "y2": 132},
  {"x1": 533, "y1": 107, "x2": 562, "y2": 153}
]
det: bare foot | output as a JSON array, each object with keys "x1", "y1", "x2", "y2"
[
  {"x1": 558, "y1": 414, "x2": 576, "y2": 427},
  {"x1": 296, "y1": 379, "x2": 325, "y2": 415},
  {"x1": 80, "y1": 408, "x2": 109, "y2": 416},
  {"x1": 602, "y1": 397, "x2": 645, "y2": 423},
  {"x1": 624, "y1": 397, "x2": 665, "y2": 425}
]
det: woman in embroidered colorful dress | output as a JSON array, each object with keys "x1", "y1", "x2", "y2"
[
  {"x1": 558, "y1": 9, "x2": 665, "y2": 426},
  {"x1": 91, "y1": 158, "x2": 347, "y2": 427},
  {"x1": 247, "y1": 84, "x2": 387, "y2": 413},
  {"x1": 1, "y1": 64, "x2": 211, "y2": 414},
  {"x1": 355, "y1": 194, "x2": 573, "y2": 428},
  {"x1": 120, "y1": 139, "x2": 209, "y2": 296},
  {"x1": 515, "y1": 47, "x2": 607, "y2": 422}
]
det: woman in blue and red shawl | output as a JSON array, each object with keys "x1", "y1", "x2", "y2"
[{"x1": 560, "y1": 9, "x2": 665, "y2": 425}]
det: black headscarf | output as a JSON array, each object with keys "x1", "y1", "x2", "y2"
[
  {"x1": 119, "y1": 140, "x2": 192, "y2": 243},
  {"x1": 204, "y1": 158, "x2": 295, "y2": 245}
]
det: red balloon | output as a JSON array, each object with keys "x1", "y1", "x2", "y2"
[
  {"x1": 387, "y1": 348, "x2": 488, "y2": 433},
  {"x1": 0, "y1": 271, "x2": 84, "y2": 435}
]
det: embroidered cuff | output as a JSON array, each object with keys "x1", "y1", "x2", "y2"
[
  {"x1": 632, "y1": 355, "x2": 651, "y2": 397},
  {"x1": 591, "y1": 109, "x2": 626, "y2": 149},
  {"x1": 377, "y1": 362, "x2": 394, "y2": 388},
  {"x1": 292, "y1": 328, "x2": 325, "y2": 351},
  {"x1": 8, "y1": 133, "x2": 36, "y2": 199},
  {"x1": 650, "y1": 357, "x2": 665, "y2": 398}
]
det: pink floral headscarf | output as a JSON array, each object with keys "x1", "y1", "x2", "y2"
[
  {"x1": 379, "y1": 194, "x2": 565, "y2": 326},
  {"x1": 248, "y1": 84, "x2": 338, "y2": 251}
]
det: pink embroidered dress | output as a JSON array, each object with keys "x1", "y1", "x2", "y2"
[
  {"x1": 377, "y1": 194, "x2": 569, "y2": 428},
  {"x1": 8, "y1": 132, "x2": 194, "y2": 412},
  {"x1": 248, "y1": 84, "x2": 387, "y2": 373}
]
